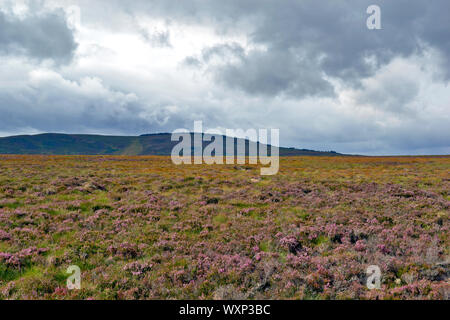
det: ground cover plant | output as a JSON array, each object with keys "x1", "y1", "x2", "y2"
[{"x1": 0, "y1": 155, "x2": 448, "y2": 299}]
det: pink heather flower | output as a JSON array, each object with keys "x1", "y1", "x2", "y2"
[
  {"x1": 123, "y1": 261, "x2": 153, "y2": 277},
  {"x1": 279, "y1": 235, "x2": 302, "y2": 254},
  {"x1": 355, "y1": 240, "x2": 367, "y2": 252},
  {"x1": 53, "y1": 287, "x2": 68, "y2": 297},
  {"x1": 377, "y1": 244, "x2": 390, "y2": 254},
  {"x1": 0, "y1": 230, "x2": 11, "y2": 240}
]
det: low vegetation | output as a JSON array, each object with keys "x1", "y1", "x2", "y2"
[{"x1": 0, "y1": 155, "x2": 448, "y2": 299}]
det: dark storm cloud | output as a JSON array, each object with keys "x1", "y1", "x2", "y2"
[
  {"x1": 0, "y1": 9, "x2": 77, "y2": 63},
  {"x1": 215, "y1": 47, "x2": 335, "y2": 98},
  {"x1": 141, "y1": 0, "x2": 450, "y2": 97},
  {"x1": 185, "y1": 42, "x2": 335, "y2": 98}
]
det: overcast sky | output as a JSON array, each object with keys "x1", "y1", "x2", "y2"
[{"x1": 0, "y1": 0, "x2": 449, "y2": 155}]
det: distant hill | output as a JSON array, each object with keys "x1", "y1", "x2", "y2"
[{"x1": 0, "y1": 133, "x2": 342, "y2": 156}]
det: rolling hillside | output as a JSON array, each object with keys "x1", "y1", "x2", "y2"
[{"x1": 0, "y1": 133, "x2": 342, "y2": 156}]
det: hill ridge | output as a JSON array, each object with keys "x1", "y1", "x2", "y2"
[{"x1": 0, "y1": 133, "x2": 342, "y2": 156}]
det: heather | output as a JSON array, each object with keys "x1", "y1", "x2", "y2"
[{"x1": 0, "y1": 155, "x2": 448, "y2": 299}]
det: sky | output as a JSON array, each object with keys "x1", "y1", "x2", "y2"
[{"x1": 0, "y1": 0, "x2": 449, "y2": 155}]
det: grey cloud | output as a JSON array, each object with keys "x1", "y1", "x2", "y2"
[
  {"x1": 0, "y1": 68, "x2": 148, "y2": 134},
  {"x1": 216, "y1": 48, "x2": 335, "y2": 98},
  {"x1": 250, "y1": 1, "x2": 422, "y2": 80},
  {"x1": 201, "y1": 43, "x2": 245, "y2": 62},
  {"x1": 183, "y1": 56, "x2": 202, "y2": 68},
  {"x1": 187, "y1": 43, "x2": 334, "y2": 98},
  {"x1": 0, "y1": 64, "x2": 226, "y2": 136},
  {"x1": 140, "y1": 28, "x2": 172, "y2": 48},
  {"x1": 355, "y1": 78, "x2": 420, "y2": 114},
  {"x1": 0, "y1": 91, "x2": 147, "y2": 135},
  {"x1": 132, "y1": 0, "x2": 450, "y2": 97},
  {"x1": 0, "y1": 1, "x2": 448, "y2": 155},
  {"x1": 183, "y1": 43, "x2": 243, "y2": 69},
  {"x1": 82, "y1": 0, "x2": 450, "y2": 77},
  {"x1": 0, "y1": 10, "x2": 77, "y2": 63},
  {"x1": 277, "y1": 108, "x2": 450, "y2": 156},
  {"x1": 238, "y1": 0, "x2": 448, "y2": 95}
]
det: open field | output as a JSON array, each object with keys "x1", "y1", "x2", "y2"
[{"x1": 0, "y1": 155, "x2": 448, "y2": 299}]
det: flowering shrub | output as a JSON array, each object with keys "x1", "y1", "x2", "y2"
[
  {"x1": 0, "y1": 247, "x2": 48, "y2": 270},
  {"x1": 0, "y1": 155, "x2": 448, "y2": 299},
  {"x1": 123, "y1": 261, "x2": 153, "y2": 277},
  {"x1": 0, "y1": 230, "x2": 11, "y2": 241}
]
